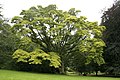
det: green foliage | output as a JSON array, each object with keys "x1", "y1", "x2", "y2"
[
  {"x1": 13, "y1": 48, "x2": 61, "y2": 68},
  {"x1": 48, "y1": 52, "x2": 61, "y2": 68},
  {"x1": 79, "y1": 38, "x2": 105, "y2": 65},
  {"x1": 18, "y1": 37, "x2": 39, "y2": 52},
  {"x1": 13, "y1": 49, "x2": 29, "y2": 63},
  {"x1": 29, "y1": 49, "x2": 49, "y2": 64},
  {"x1": 0, "y1": 6, "x2": 20, "y2": 69},
  {"x1": 11, "y1": 4, "x2": 106, "y2": 73},
  {"x1": 101, "y1": 0, "x2": 120, "y2": 75}
]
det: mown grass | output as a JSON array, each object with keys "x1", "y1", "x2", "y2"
[{"x1": 0, "y1": 70, "x2": 119, "y2": 80}]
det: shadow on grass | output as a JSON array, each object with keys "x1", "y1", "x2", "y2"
[{"x1": 87, "y1": 74, "x2": 120, "y2": 78}]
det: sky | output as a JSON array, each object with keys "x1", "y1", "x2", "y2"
[{"x1": 0, "y1": 0, "x2": 115, "y2": 24}]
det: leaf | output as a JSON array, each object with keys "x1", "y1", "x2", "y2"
[
  {"x1": 48, "y1": 52, "x2": 61, "y2": 68},
  {"x1": 12, "y1": 49, "x2": 29, "y2": 62}
]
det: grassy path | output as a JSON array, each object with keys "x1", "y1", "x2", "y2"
[{"x1": 0, "y1": 70, "x2": 119, "y2": 80}]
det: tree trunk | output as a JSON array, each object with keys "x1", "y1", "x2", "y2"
[
  {"x1": 95, "y1": 70, "x2": 98, "y2": 76},
  {"x1": 60, "y1": 63, "x2": 65, "y2": 74}
]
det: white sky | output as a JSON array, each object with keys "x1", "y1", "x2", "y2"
[{"x1": 0, "y1": 0, "x2": 114, "y2": 23}]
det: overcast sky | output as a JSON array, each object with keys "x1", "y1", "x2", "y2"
[{"x1": 0, "y1": 0, "x2": 114, "y2": 23}]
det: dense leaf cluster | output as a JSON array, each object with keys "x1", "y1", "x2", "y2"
[
  {"x1": 13, "y1": 49, "x2": 61, "y2": 68},
  {"x1": 101, "y1": 0, "x2": 120, "y2": 75}
]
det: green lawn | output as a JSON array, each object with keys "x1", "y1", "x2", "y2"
[{"x1": 0, "y1": 70, "x2": 119, "y2": 80}]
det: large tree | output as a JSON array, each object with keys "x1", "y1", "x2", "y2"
[
  {"x1": 12, "y1": 5, "x2": 105, "y2": 74},
  {"x1": 101, "y1": 0, "x2": 120, "y2": 75}
]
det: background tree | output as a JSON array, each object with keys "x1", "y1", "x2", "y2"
[
  {"x1": 71, "y1": 37, "x2": 105, "y2": 75},
  {"x1": 101, "y1": 0, "x2": 120, "y2": 75},
  {"x1": 11, "y1": 5, "x2": 106, "y2": 74},
  {"x1": 0, "y1": 5, "x2": 19, "y2": 69}
]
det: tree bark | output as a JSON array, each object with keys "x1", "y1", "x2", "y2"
[{"x1": 60, "y1": 63, "x2": 65, "y2": 74}]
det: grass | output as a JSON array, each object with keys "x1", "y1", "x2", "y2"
[{"x1": 0, "y1": 70, "x2": 120, "y2": 80}]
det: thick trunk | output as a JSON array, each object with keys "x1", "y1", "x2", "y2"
[{"x1": 60, "y1": 63, "x2": 65, "y2": 74}]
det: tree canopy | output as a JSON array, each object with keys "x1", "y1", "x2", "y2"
[
  {"x1": 11, "y1": 4, "x2": 106, "y2": 74},
  {"x1": 101, "y1": 0, "x2": 120, "y2": 75},
  {"x1": 0, "y1": 5, "x2": 19, "y2": 69}
]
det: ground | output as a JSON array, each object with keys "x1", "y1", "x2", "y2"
[{"x1": 0, "y1": 70, "x2": 119, "y2": 80}]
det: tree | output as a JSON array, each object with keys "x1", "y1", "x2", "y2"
[
  {"x1": 11, "y1": 5, "x2": 106, "y2": 74},
  {"x1": 0, "y1": 5, "x2": 19, "y2": 69},
  {"x1": 101, "y1": 0, "x2": 120, "y2": 75},
  {"x1": 70, "y1": 38, "x2": 105, "y2": 75}
]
